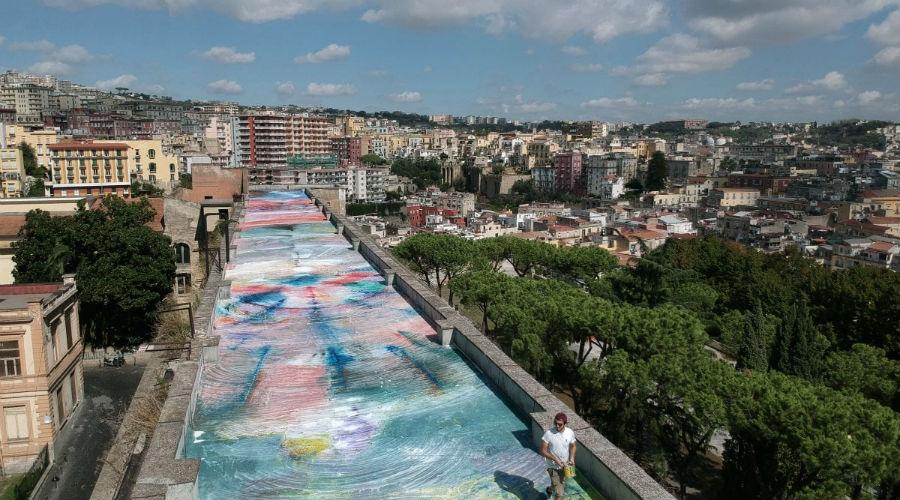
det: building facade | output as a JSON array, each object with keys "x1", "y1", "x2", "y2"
[
  {"x1": 0, "y1": 277, "x2": 84, "y2": 474},
  {"x1": 48, "y1": 141, "x2": 130, "y2": 197},
  {"x1": 238, "y1": 112, "x2": 331, "y2": 168}
]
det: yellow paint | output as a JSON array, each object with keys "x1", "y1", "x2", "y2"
[{"x1": 282, "y1": 436, "x2": 330, "y2": 457}]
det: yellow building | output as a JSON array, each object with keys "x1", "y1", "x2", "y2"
[
  {"x1": 119, "y1": 139, "x2": 180, "y2": 190},
  {"x1": 0, "y1": 276, "x2": 84, "y2": 473},
  {"x1": 2, "y1": 126, "x2": 61, "y2": 174},
  {"x1": 47, "y1": 139, "x2": 180, "y2": 197},
  {"x1": 0, "y1": 148, "x2": 24, "y2": 197},
  {"x1": 48, "y1": 141, "x2": 131, "y2": 197}
]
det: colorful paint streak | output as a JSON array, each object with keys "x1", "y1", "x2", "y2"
[{"x1": 185, "y1": 191, "x2": 596, "y2": 499}]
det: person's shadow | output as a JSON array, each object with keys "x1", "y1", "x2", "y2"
[{"x1": 494, "y1": 470, "x2": 548, "y2": 499}]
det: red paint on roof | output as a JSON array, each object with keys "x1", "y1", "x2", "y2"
[
  {"x1": 50, "y1": 141, "x2": 129, "y2": 151},
  {"x1": 0, "y1": 283, "x2": 63, "y2": 296}
]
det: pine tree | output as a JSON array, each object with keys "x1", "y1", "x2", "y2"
[
  {"x1": 737, "y1": 308, "x2": 771, "y2": 372},
  {"x1": 645, "y1": 151, "x2": 668, "y2": 191}
]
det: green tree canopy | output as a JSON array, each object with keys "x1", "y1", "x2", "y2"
[
  {"x1": 360, "y1": 153, "x2": 387, "y2": 166},
  {"x1": 645, "y1": 151, "x2": 668, "y2": 191},
  {"x1": 723, "y1": 371, "x2": 900, "y2": 499},
  {"x1": 12, "y1": 197, "x2": 176, "y2": 348}
]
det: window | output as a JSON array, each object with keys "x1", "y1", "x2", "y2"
[
  {"x1": 169, "y1": 163, "x2": 175, "y2": 172},
  {"x1": 176, "y1": 274, "x2": 190, "y2": 294},
  {"x1": 0, "y1": 341, "x2": 21, "y2": 377},
  {"x1": 148, "y1": 149, "x2": 156, "y2": 159},
  {"x1": 149, "y1": 163, "x2": 157, "y2": 173},
  {"x1": 4, "y1": 406, "x2": 29, "y2": 441},
  {"x1": 174, "y1": 243, "x2": 191, "y2": 264},
  {"x1": 64, "y1": 311, "x2": 73, "y2": 351},
  {"x1": 69, "y1": 372, "x2": 78, "y2": 406}
]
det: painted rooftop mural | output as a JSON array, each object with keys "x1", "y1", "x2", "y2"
[{"x1": 184, "y1": 191, "x2": 594, "y2": 498}]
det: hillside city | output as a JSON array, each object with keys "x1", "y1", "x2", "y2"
[{"x1": 0, "y1": 63, "x2": 898, "y2": 500}]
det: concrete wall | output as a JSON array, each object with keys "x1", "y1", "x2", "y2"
[{"x1": 317, "y1": 190, "x2": 673, "y2": 500}]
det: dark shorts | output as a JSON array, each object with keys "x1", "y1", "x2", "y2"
[{"x1": 547, "y1": 467, "x2": 566, "y2": 497}]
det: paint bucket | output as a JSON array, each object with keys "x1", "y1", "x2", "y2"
[{"x1": 564, "y1": 466, "x2": 576, "y2": 478}]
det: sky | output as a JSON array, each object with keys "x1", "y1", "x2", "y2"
[{"x1": 3, "y1": 0, "x2": 900, "y2": 123}]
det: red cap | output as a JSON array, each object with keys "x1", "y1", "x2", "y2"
[{"x1": 554, "y1": 412, "x2": 567, "y2": 424}]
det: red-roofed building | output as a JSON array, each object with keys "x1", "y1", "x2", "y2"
[{"x1": 48, "y1": 141, "x2": 131, "y2": 197}]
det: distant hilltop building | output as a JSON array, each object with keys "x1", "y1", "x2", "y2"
[{"x1": 682, "y1": 119, "x2": 708, "y2": 130}]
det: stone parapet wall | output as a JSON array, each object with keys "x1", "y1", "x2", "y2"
[{"x1": 320, "y1": 195, "x2": 674, "y2": 500}]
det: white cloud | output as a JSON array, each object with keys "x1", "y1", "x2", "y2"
[
  {"x1": 872, "y1": 46, "x2": 900, "y2": 66},
  {"x1": 0, "y1": 35, "x2": 5, "y2": 45},
  {"x1": 294, "y1": 43, "x2": 350, "y2": 64},
  {"x1": 634, "y1": 73, "x2": 667, "y2": 86},
  {"x1": 786, "y1": 71, "x2": 847, "y2": 93},
  {"x1": 12, "y1": 40, "x2": 95, "y2": 63},
  {"x1": 518, "y1": 101, "x2": 556, "y2": 113},
  {"x1": 736, "y1": 79, "x2": 774, "y2": 91},
  {"x1": 615, "y1": 34, "x2": 750, "y2": 84},
  {"x1": 570, "y1": 63, "x2": 603, "y2": 73},
  {"x1": 95, "y1": 74, "x2": 138, "y2": 89},
  {"x1": 43, "y1": 0, "x2": 360, "y2": 23},
  {"x1": 305, "y1": 82, "x2": 355, "y2": 96},
  {"x1": 274, "y1": 81, "x2": 295, "y2": 97},
  {"x1": 207, "y1": 79, "x2": 242, "y2": 94},
  {"x1": 867, "y1": 8, "x2": 900, "y2": 46},
  {"x1": 581, "y1": 97, "x2": 639, "y2": 108},
  {"x1": 388, "y1": 91, "x2": 423, "y2": 102},
  {"x1": 144, "y1": 84, "x2": 165, "y2": 94},
  {"x1": 680, "y1": 97, "x2": 757, "y2": 110},
  {"x1": 561, "y1": 45, "x2": 587, "y2": 56},
  {"x1": 858, "y1": 90, "x2": 882, "y2": 105},
  {"x1": 27, "y1": 60, "x2": 73, "y2": 76},
  {"x1": 53, "y1": 44, "x2": 94, "y2": 63},
  {"x1": 635, "y1": 34, "x2": 750, "y2": 74},
  {"x1": 369, "y1": 69, "x2": 388, "y2": 77},
  {"x1": 198, "y1": 46, "x2": 255, "y2": 63},
  {"x1": 684, "y1": 0, "x2": 898, "y2": 46},
  {"x1": 361, "y1": 0, "x2": 667, "y2": 43},
  {"x1": 10, "y1": 39, "x2": 57, "y2": 52},
  {"x1": 423, "y1": 65, "x2": 433, "y2": 73}
]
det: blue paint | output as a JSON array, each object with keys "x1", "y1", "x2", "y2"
[
  {"x1": 325, "y1": 346, "x2": 355, "y2": 388},
  {"x1": 385, "y1": 344, "x2": 444, "y2": 389},
  {"x1": 237, "y1": 345, "x2": 271, "y2": 404}
]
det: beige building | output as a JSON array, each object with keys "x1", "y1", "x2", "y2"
[
  {"x1": 47, "y1": 139, "x2": 180, "y2": 197},
  {"x1": 0, "y1": 147, "x2": 24, "y2": 198},
  {"x1": 0, "y1": 277, "x2": 84, "y2": 473},
  {"x1": 2, "y1": 125, "x2": 62, "y2": 173},
  {"x1": 708, "y1": 187, "x2": 760, "y2": 208},
  {"x1": 121, "y1": 139, "x2": 180, "y2": 190},
  {"x1": 48, "y1": 141, "x2": 131, "y2": 197}
]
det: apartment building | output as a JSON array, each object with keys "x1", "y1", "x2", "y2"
[
  {"x1": 585, "y1": 152, "x2": 638, "y2": 180},
  {"x1": 1, "y1": 125, "x2": 62, "y2": 173},
  {"x1": 0, "y1": 276, "x2": 84, "y2": 474},
  {"x1": 48, "y1": 141, "x2": 131, "y2": 197},
  {"x1": 0, "y1": 147, "x2": 24, "y2": 198},
  {"x1": 331, "y1": 136, "x2": 361, "y2": 166},
  {"x1": 708, "y1": 187, "x2": 761, "y2": 208},
  {"x1": 0, "y1": 84, "x2": 52, "y2": 125},
  {"x1": 123, "y1": 140, "x2": 180, "y2": 190},
  {"x1": 554, "y1": 151, "x2": 583, "y2": 193},
  {"x1": 238, "y1": 112, "x2": 331, "y2": 168}
]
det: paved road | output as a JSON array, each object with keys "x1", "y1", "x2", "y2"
[{"x1": 34, "y1": 358, "x2": 146, "y2": 500}]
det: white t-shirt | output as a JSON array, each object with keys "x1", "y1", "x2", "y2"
[{"x1": 542, "y1": 427, "x2": 575, "y2": 468}]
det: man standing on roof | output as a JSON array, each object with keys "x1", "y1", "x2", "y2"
[{"x1": 540, "y1": 412, "x2": 576, "y2": 498}]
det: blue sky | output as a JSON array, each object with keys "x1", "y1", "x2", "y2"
[{"x1": 3, "y1": 0, "x2": 900, "y2": 123}]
